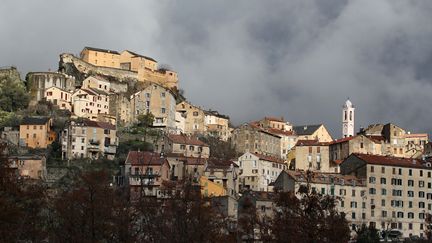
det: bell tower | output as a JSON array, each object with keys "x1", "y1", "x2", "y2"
[{"x1": 342, "y1": 99, "x2": 355, "y2": 137}]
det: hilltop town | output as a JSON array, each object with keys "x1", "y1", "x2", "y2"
[{"x1": 1, "y1": 46, "x2": 432, "y2": 242}]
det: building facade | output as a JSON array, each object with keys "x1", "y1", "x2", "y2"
[
  {"x1": 343, "y1": 99, "x2": 355, "y2": 138},
  {"x1": 176, "y1": 101, "x2": 206, "y2": 135},
  {"x1": 61, "y1": 119, "x2": 117, "y2": 160},
  {"x1": 237, "y1": 152, "x2": 286, "y2": 191},
  {"x1": 232, "y1": 123, "x2": 281, "y2": 158},
  {"x1": 19, "y1": 117, "x2": 55, "y2": 149},
  {"x1": 292, "y1": 124, "x2": 333, "y2": 142},
  {"x1": 293, "y1": 140, "x2": 334, "y2": 172},
  {"x1": 130, "y1": 83, "x2": 176, "y2": 129}
]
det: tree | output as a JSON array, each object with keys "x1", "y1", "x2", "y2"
[
  {"x1": 271, "y1": 170, "x2": 350, "y2": 243},
  {"x1": 355, "y1": 224, "x2": 380, "y2": 243},
  {"x1": 426, "y1": 213, "x2": 432, "y2": 240},
  {"x1": 136, "y1": 113, "x2": 154, "y2": 128},
  {"x1": 51, "y1": 170, "x2": 134, "y2": 242},
  {"x1": 0, "y1": 76, "x2": 29, "y2": 112},
  {"x1": 199, "y1": 135, "x2": 238, "y2": 160}
]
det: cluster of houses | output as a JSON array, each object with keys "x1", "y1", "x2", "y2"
[{"x1": 2, "y1": 47, "x2": 432, "y2": 239}]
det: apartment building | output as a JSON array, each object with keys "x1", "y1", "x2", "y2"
[
  {"x1": 237, "y1": 152, "x2": 286, "y2": 191},
  {"x1": 72, "y1": 87, "x2": 110, "y2": 120},
  {"x1": 340, "y1": 153, "x2": 432, "y2": 238},
  {"x1": 61, "y1": 119, "x2": 117, "y2": 160},
  {"x1": 123, "y1": 151, "x2": 171, "y2": 198},
  {"x1": 329, "y1": 135, "x2": 383, "y2": 164}
]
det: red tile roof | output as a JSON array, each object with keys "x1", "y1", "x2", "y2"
[
  {"x1": 252, "y1": 152, "x2": 285, "y2": 164},
  {"x1": 126, "y1": 151, "x2": 168, "y2": 166},
  {"x1": 83, "y1": 120, "x2": 116, "y2": 130},
  {"x1": 350, "y1": 153, "x2": 430, "y2": 169},
  {"x1": 295, "y1": 140, "x2": 329, "y2": 146},
  {"x1": 167, "y1": 134, "x2": 207, "y2": 146},
  {"x1": 329, "y1": 136, "x2": 357, "y2": 145}
]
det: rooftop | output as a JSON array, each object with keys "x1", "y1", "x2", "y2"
[
  {"x1": 126, "y1": 151, "x2": 168, "y2": 166},
  {"x1": 251, "y1": 152, "x2": 285, "y2": 164},
  {"x1": 83, "y1": 46, "x2": 120, "y2": 55},
  {"x1": 285, "y1": 170, "x2": 366, "y2": 187},
  {"x1": 296, "y1": 140, "x2": 328, "y2": 146},
  {"x1": 126, "y1": 50, "x2": 157, "y2": 62},
  {"x1": 348, "y1": 153, "x2": 431, "y2": 169},
  {"x1": 81, "y1": 119, "x2": 116, "y2": 130},
  {"x1": 293, "y1": 124, "x2": 322, "y2": 136},
  {"x1": 167, "y1": 134, "x2": 208, "y2": 146},
  {"x1": 21, "y1": 117, "x2": 50, "y2": 126}
]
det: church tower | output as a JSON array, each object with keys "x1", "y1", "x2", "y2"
[{"x1": 342, "y1": 99, "x2": 355, "y2": 137}]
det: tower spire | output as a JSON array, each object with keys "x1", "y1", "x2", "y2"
[{"x1": 342, "y1": 99, "x2": 355, "y2": 138}]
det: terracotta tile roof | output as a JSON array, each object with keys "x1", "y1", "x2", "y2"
[
  {"x1": 83, "y1": 46, "x2": 120, "y2": 55},
  {"x1": 404, "y1": 133, "x2": 428, "y2": 138},
  {"x1": 126, "y1": 151, "x2": 168, "y2": 166},
  {"x1": 295, "y1": 140, "x2": 329, "y2": 146},
  {"x1": 286, "y1": 170, "x2": 366, "y2": 186},
  {"x1": 329, "y1": 136, "x2": 357, "y2": 145},
  {"x1": 166, "y1": 153, "x2": 207, "y2": 165},
  {"x1": 252, "y1": 152, "x2": 285, "y2": 164},
  {"x1": 167, "y1": 134, "x2": 208, "y2": 146},
  {"x1": 349, "y1": 153, "x2": 431, "y2": 169}
]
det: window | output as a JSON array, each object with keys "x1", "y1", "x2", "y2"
[
  {"x1": 409, "y1": 169, "x2": 412, "y2": 176},
  {"x1": 253, "y1": 161, "x2": 257, "y2": 168},
  {"x1": 419, "y1": 202, "x2": 425, "y2": 208},
  {"x1": 369, "y1": 177, "x2": 376, "y2": 184},
  {"x1": 419, "y1": 181, "x2": 425, "y2": 187},
  {"x1": 419, "y1": 191, "x2": 425, "y2": 198},
  {"x1": 407, "y1": 191, "x2": 414, "y2": 197},
  {"x1": 381, "y1": 199, "x2": 385, "y2": 207},
  {"x1": 161, "y1": 108, "x2": 166, "y2": 114},
  {"x1": 382, "y1": 211, "x2": 387, "y2": 217},
  {"x1": 317, "y1": 147, "x2": 320, "y2": 153},
  {"x1": 180, "y1": 145, "x2": 186, "y2": 150},
  {"x1": 193, "y1": 111, "x2": 199, "y2": 116},
  {"x1": 369, "y1": 188, "x2": 376, "y2": 195},
  {"x1": 370, "y1": 166, "x2": 374, "y2": 172},
  {"x1": 351, "y1": 212, "x2": 356, "y2": 219},
  {"x1": 352, "y1": 190, "x2": 356, "y2": 197},
  {"x1": 380, "y1": 178, "x2": 386, "y2": 184},
  {"x1": 381, "y1": 167, "x2": 385, "y2": 173},
  {"x1": 392, "y1": 168, "x2": 396, "y2": 174},
  {"x1": 309, "y1": 147, "x2": 312, "y2": 153},
  {"x1": 350, "y1": 202, "x2": 357, "y2": 208},
  {"x1": 189, "y1": 145, "x2": 194, "y2": 151},
  {"x1": 398, "y1": 168, "x2": 402, "y2": 175},
  {"x1": 360, "y1": 142, "x2": 364, "y2": 149},
  {"x1": 420, "y1": 170, "x2": 423, "y2": 177},
  {"x1": 161, "y1": 92, "x2": 166, "y2": 97},
  {"x1": 381, "y1": 189, "x2": 387, "y2": 195},
  {"x1": 408, "y1": 180, "x2": 414, "y2": 187},
  {"x1": 408, "y1": 212, "x2": 414, "y2": 219}
]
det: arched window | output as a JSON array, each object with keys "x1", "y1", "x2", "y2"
[
  {"x1": 344, "y1": 111, "x2": 347, "y2": 120},
  {"x1": 350, "y1": 111, "x2": 353, "y2": 121}
]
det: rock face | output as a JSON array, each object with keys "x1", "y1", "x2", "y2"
[{"x1": 59, "y1": 53, "x2": 139, "y2": 83}]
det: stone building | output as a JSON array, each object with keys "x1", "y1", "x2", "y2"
[
  {"x1": 231, "y1": 123, "x2": 281, "y2": 158},
  {"x1": 80, "y1": 47, "x2": 120, "y2": 68},
  {"x1": 293, "y1": 140, "x2": 335, "y2": 173},
  {"x1": 130, "y1": 83, "x2": 176, "y2": 130},
  {"x1": 71, "y1": 87, "x2": 110, "y2": 121},
  {"x1": 203, "y1": 158, "x2": 240, "y2": 197},
  {"x1": 8, "y1": 155, "x2": 47, "y2": 180},
  {"x1": 44, "y1": 86, "x2": 73, "y2": 111}
]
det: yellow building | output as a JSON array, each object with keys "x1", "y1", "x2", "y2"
[
  {"x1": 294, "y1": 140, "x2": 335, "y2": 173},
  {"x1": 78, "y1": 47, "x2": 179, "y2": 89},
  {"x1": 19, "y1": 117, "x2": 55, "y2": 149},
  {"x1": 200, "y1": 176, "x2": 226, "y2": 197},
  {"x1": 176, "y1": 101, "x2": 207, "y2": 135},
  {"x1": 204, "y1": 110, "x2": 231, "y2": 141},
  {"x1": 80, "y1": 47, "x2": 120, "y2": 68}
]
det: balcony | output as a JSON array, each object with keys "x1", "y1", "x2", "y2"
[{"x1": 104, "y1": 145, "x2": 117, "y2": 154}]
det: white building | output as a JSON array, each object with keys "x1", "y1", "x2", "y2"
[{"x1": 237, "y1": 152, "x2": 286, "y2": 191}]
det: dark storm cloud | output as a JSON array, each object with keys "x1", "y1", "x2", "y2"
[{"x1": 2, "y1": 0, "x2": 432, "y2": 137}]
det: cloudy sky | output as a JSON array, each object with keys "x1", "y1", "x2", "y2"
[{"x1": 2, "y1": 0, "x2": 432, "y2": 138}]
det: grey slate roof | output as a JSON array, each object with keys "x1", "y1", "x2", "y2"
[
  {"x1": 126, "y1": 50, "x2": 157, "y2": 62},
  {"x1": 292, "y1": 124, "x2": 322, "y2": 136},
  {"x1": 21, "y1": 117, "x2": 50, "y2": 125}
]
